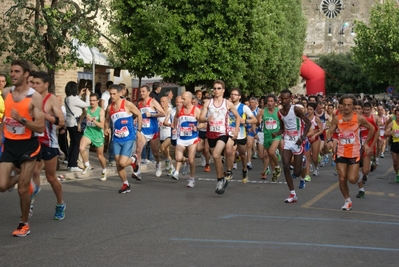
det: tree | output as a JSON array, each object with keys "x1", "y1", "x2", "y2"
[
  {"x1": 316, "y1": 52, "x2": 387, "y2": 95},
  {"x1": 109, "y1": 0, "x2": 306, "y2": 95},
  {"x1": 0, "y1": 0, "x2": 107, "y2": 92},
  {"x1": 352, "y1": 0, "x2": 399, "y2": 89}
]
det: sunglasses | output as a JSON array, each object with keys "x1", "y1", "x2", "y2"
[{"x1": 213, "y1": 87, "x2": 223, "y2": 90}]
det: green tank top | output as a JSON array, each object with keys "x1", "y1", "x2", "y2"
[
  {"x1": 84, "y1": 106, "x2": 103, "y2": 137},
  {"x1": 263, "y1": 107, "x2": 280, "y2": 134}
]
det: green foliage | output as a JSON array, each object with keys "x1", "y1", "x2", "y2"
[
  {"x1": 316, "y1": 52, "x2": 386, "y2": 94},
  {"x1": 352, "y1": 0, "x2": 399, "y2": 88},
  {"x1": 0, "y1": 0, "x2": 107, "y2": 91},
  {"x1": 109, "y1": 0, "x2": 306, "y2": 95}
]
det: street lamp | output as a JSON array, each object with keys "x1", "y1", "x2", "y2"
[{"x1": 338, "y1": 21, "x2": 349, "y2": 53}]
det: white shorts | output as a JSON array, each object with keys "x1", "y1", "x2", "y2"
[
  {"x1": 143, "y1": 132, "x2": 159, "y2": 142},
  {"x1": 283, "y1": 140, "x2": 304, "y2": 155},
  {"x1": 176, "y1": 137, "x2": 200, "y2": 147}
]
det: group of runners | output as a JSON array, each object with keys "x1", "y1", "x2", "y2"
[{"x1": 0, "y1": 60, "x2": 396, "y2": 238}]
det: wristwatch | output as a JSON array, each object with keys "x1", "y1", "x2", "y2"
[{"x1": 21, "y1": 117, "x2": 27, "y2": 125}]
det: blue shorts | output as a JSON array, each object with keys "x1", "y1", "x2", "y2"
[{"x1": 113, "y1": 140, "x2": 134, "y2": 157}]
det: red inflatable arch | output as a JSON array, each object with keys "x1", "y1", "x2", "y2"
[{"x1": 300, "y1": 55, "x2": 325, "y2": 96}]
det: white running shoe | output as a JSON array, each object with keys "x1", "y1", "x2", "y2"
[
  {"x1": 69, "y1": 167, "x2": 83, "y2": 172},
  {"x1": 172, "y1": 170, "x2": 179, "y2": 180},
  {"x1": 313, "y1": 167, "x2": 319, "y2": 177},
  {"x1": 201, "y1": 155, "x2": 206, "y2": 167},
  {"x1": 82, "y1": 164, "x2": 91, "y2": 175},
  {"x1": 341, "y1": 201, "x2": 352, "y2": 211},
  {"x1": 233, "y1": 163, "x2": 237, "y2": 170},
  {"x1": 165, "y1": 160, "x2": 171, "y2": 171},
  {"x1": 167, "y1": 166, "x2": 175, "y2": 176},
  {"x1": 187, "y1": 179, "x2": 195, "y2": 188},
  {"x1": 284, "y1": 194, "x2": 298, "y2": 203},
  {"x1": 100, "y1": 171, "x2": 107, "y2": 181},
  {"x1": 155, "y1": 163, "x2": 162, "y2": 177},
  {"x1": 132, "y1": 170, "x2": 142, "y2": 181}
]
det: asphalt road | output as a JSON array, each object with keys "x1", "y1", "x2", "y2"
[{"x1": 1, "y1": 152, "x2": 398, "y2": 267}]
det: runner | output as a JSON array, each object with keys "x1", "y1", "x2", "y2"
[
  {"x1": 226, "y1": 89, "x2": 257, "y2": 183},
  {"x1": 30, "y1": 71, "x2": 66, "y2": 220},
  {"x1": 384, "y1": 108, "x2": 399, "y2": 183},
  {"x1": 326, "y1": 94, "x2": 375, "y2": 210},
  {"x1": 158, "y1": 96, "x2": 173, "y2": 173},
  {"x1": 78, "y1": 93, "x2": 107, "y2": 181},
  {"x1": 105, "y1": 84, "x2": 142, "y2": 193},
  {"x1": 315, "y1": 101, "x2": 332, "y2": 167},
  {"x1": 257, "y1": 94, "x2": 282, "y2": 181},
  {"x1": 199, "y1": 80, "x2": 240, "y2": 195},
  {"x1": 272, "y1": 89, "x2": 311, "y2": 203},
  {"x1": 376, "y1": 105, "x2": 387, "y2": 162},
  {"x1": 136, "y1": 85, "x2": 166, "y2": 179},
  {"x1": 0, "y1": 60, "x2": 45, "y2": 236},
  {"x1": 196, "y1": 96, "x2": 211, "y2": 172},
  {"x1": 171, "y1": 92, "x2": 204, "y2": 187},
  {"x1": 246, "y1": 97, "x2": 260, "y2": 169},
  {"x1": 307, "y1": 102, "x2": 324, "y2": 177}
]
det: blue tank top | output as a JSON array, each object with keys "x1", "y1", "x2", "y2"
[
  {"x1": 138, "y1": 98, "x2": 158, "y2": 135},
  {"x1": 109, "y1": 100, "x2": 136, "y2": 142}
]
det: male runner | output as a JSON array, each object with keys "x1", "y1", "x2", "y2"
[
  {"x1": 31, "y1": 71, "x2": 66, "y2": 220},
  {"x1": 327, "y1": 94, "x2": 374, "y2": 210},
  {"x1": 199, "y1": 80, "x2": 240, "y2": 194},
  {"x1": 272, "y1": 89, "x2": 311, "y2": 203},
  {"x1": 0, "y1": 60, "x2": 45, "y2": 236}
]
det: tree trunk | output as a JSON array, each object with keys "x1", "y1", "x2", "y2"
[
  {"x1": 185, "y1": 82, "x2": 195, "y2": 93},
  {"x1": 47, "y1": 67, "x2": 56, "y2": 94}
]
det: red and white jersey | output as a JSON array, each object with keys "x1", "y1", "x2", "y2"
[
  {"x1": 206, "y1": 99, "x2": 229, "y2": 139},
  {"x1": 278, "y1": 105, "x2": 304, "y2": 143},
  {"x1": 38, "y1": 93, "x2": 58, "y2": 148}
]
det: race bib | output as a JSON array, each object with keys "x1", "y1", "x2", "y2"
[
  {"x1": 180, "y1": 127, "x2": 192, "y2": 137},
  {"x1": 4, "y1": 117, "x2": 26, "y2": 135},
  {"x1": 142, "y1": 118, "x2": 150, "y2": 128},
  {"x1": 209, "y1": 120, "x2": 225, "y2": 132},
  {"x1": 284, "y1": 130, "x2": 299, "y2": 142},
  {"x1": 393, "y1": 130, "x2": 399, "y2": 138},
  {"x1": 265, "y1": 119, "x2": 277, "y2": 130},
  {"x1": 339, "y1": 132, "x2": 355, "y2": 144},
  {"x1": 379, "y1": 129, "x2": 385, "y2": 136},
  {"x1": 114, "y1": 126, "x2": 129, "y2": 138}
]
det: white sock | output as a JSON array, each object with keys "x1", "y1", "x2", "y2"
[
  {"x1": 131, "y1": 156, "x2": 136, "y2": 163},
  {"x1": 84, "y1": 161, "x2": 90, "y2": 167},
  {"x1": 290, "y1": 190, "x2": 296, "y2": 195},
  {"x1": 102, "y1": 169, "x2": 106, "y2": 173},
  {"x1": 123, "y1": 181, "x2": 129, "y2": 185},
  {"x1": 345, "y1": 197, "x2": 351, "y2": 203}
]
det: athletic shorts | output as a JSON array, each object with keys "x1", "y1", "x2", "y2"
[
  {"x1": 0, "y1": 138, "x2": 41, "y2": 168},
  {"x1": 199, "y1": 131, "x2": 207, "y2": 140},
  {"x1": 264, "y1": 133, "x2": 281, "y2": 149},
  {"x1": 40, "y1": 145, "x2": 60, "y2": 161},
  {"x1": 208, "y1": 135, "x2": 230, "y2": 149},
  {"x1": 304, "y1": 139, "x2": 311, "y2": 152},
  {"x1": 177, "y1": 137, "x2": 200, "y2": 147},
  {"x1": 283, "y1": 139, "x2": 304, "y2": 155},
  {"x1": 234, "y1": 138, "x2": 247, "y2": 146},
  {"x1": 143, "y1": 132, "x2": 160, "y2": 142},
  {"x1": 319, "y1": 132, "x2": 325, "y2": 141},
  {"x1": 113, "y1": 140, "x2": 134, "y2": 157},
  {"x1": 334, "y1": 156, "x2": 360, "y2": 165},
  {"x1": 247, "y1": 131, "x2": 256, "y2": 138},
  {"x1": 391, "y1": 142, "x2": 399, "y2": 154}
]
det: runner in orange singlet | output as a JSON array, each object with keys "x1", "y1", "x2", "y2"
[{"x1": 327, "y1": 94, "x2": 374, "y2": 211}]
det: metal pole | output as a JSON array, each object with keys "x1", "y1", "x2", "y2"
[{"x1": 89, "y1": 47, "x2": 96, "y2": 91}]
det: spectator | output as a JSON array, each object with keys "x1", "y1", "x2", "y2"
[{"x1": 150, "y1": 82, "x2": 161, "y2": 103}]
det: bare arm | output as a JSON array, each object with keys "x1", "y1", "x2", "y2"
[
  {"x1": 151, "y1": 100, "x2": 166, "y2": 117},
  {"x1": 199, "y1": 100, "x2": 210, "y2": 123},
  {"x1": 48, "y1": 95, "x2": 65, "y2": 127},
  {"x1": 104, "y1": 106, "x2": 111, "y2": 135},
  {"x1": 227, "y1": 100, "x2": 240, "y2": 139},
  {"x1": 126, "y1": 101, "x2": 142, "y2": 131},
  {"x1": 294, "y1": 106, "x2": 311, "y2": 139},
  {"x1": 14, "y1": 91, "x2": 45, "y2": 133}
]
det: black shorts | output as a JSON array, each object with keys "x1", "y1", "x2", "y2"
[
  {"x1": 391, "y1": 142, "x2": 399, "y2": 154},
  {"x1": 171, "y1": 138, "x2": 177, "y2": 147},
  {"x1": 0, "y1": 138, "x2": 41, "y2": 168},
  {"x1": 208, "y1": 135, "x2": 230, "y2": 148},
  {"x1": 40, "y1": 145, "x2": 60, "y2": 161},
  {"x1": 335, "y1": 156, "x2": 360, "y2": 165},
  {"x1": 199, "y1": 131, "x2": 207, "y2": 140},
  {"x1": 235, "y1": 138, "x2": 247, "y2": 146}
]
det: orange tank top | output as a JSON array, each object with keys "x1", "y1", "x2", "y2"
[
  {"x1": 336, "y1": 113, "x2": 361, "y2": 159},
  {"x1": 3, "y1": 88, "x2": 35, "y2": 140}
]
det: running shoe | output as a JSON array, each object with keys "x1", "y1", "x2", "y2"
[
  {"x1": 242, "y1": 170, "x2": 249, "y2": 184},
  {"x1": 299, "y1": 180, "x2": 306, "y2": 189},
  {"x1": 171, "y1": 170, "x2": 179, "y2": 180},
  {"x1": 108, "y1": 161, "x2": 117, "y2": 167},
  {"x1": 167, "y1": 166, "x2": 175, "y2": 176},
  {"x1": 155, "y1": 163, "x2": 162, "y2": 177},
  {"x1": 28, "y1": 205, "x2": 34, "y2": 218},
  {"x1": 324, "y1": 155, "x2": 329, "y2": 165},
  {"x1": 204, "y1": 165, "x2": 211, "y2": 172},
  {"x1": 275, "y1": 166, "x2": 281, "y2": 178},
  {"x1": 319, "y1": 159, "x2": 324, "y2": 167},
  {"x1": 233, "y1": 162, "x2": 237, "y2": 170},
  {"x1": 221, "y1": 157, "x2": 225, "y2": 164},
  {"x1": 331, "y1": 161, "x2": 336, "y2": 167},
  {"x1": 100, "y1": 171, "x2": 107, "y2": 182},
  {"x1": 271, "y1": 171, "x2": 278, "y2": 182},
  {"x1": 310, "y1": 164, "x2": 313, "y2": 172},
  {"x1": 304, "y1": 175, "x2": 311, "y2": 182},
  {"x1": 12, "y1": 223, "x2": 30, "y2": 237},
  {"x1": 54, "y1": 203, "x2": 66, "y2": 220},
  {"x1": 276, "y1": 150, "x2": 281, "y2": 162},
  {"x1": 266, "y1": 166, "x2": 271, "y2": 175},
  {"x1": 247, "y1": 162, "x2": 253, "y2": 170},
  {"x1": 130, "y1": 154, "x2": 139, "y2": 172},
  {"x1": 318, "y1": 154, "x2": 322, "y2": 163},
  {"x1": 356, "y1": 190, "x2": 365, "y2": 198},
  {"x1": 313, "y1": 167, "x2": 319, "y2": 177},
  {"x1": 380, "y1": 153, "x2": 384, "y2": 158},
  {"x1": 375, "y1": 158, "x2": 379, "y2": 166},
  {"x1": 261, "y1": 172, "x2": 267, "y2": 180},
  {"x1": 291, "y1": 172, "x2": 298, "y2": 179},
  {"x1": 252, "y1": 153, "x2": 258, "y2": 159},
  {"x1": 284, "y1": 194, "x2": 297, "y2": 203},
  {"x1": 119, "y1": 184, "x2": 131, "y2": 194},
  {"x1": 224, "y1": 171, "x2": 233, "y2": 181},
  {"x1": 131, "y1": 170, "x2": 142, "y2": 181},
  {"x1": 82, "y1": 164, "x2": 91, "y2": 175},
  {"x1": 165, "y1": 160, "x2": 171, "y2": 170},
  {"x1": 235, "y1": 154, "x2": 241, "y2": 162},
  {"x1": 29, "y1": 181, "x2": 41, "y2": 203},
  {"x1": 215, "y1": 178, "x2": 228, "y2": 194},
  {"x1": 68, "y1": 167, "x2": 83, "y2": 172},
  {"x1": 181, "y1": 162, "x2": 188, "y2": 175},
  {"x1": 201, "y1": 155, "x2": 206, "y2": 167},
  {"x1": 187, "y1": 179, "x2": 195, "y2": 188},
  {"x1": 341, "y1": 201, "x2": 352, "y2": 211}
]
